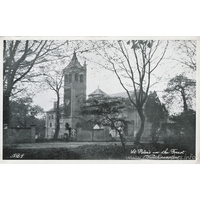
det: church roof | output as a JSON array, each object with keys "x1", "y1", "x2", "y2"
[
  {"x1": 66, "y1": 52, "x2": 83, "y2": 69},
  {"x1": 110, "y1": 90, "x2": 145, "y2": 99},
  {"x1": 46, "y1": 104, "x2": 64, "y2": 113},
  {"x1": 88, "y1": 88, "x2": 143, "y2": 100},
  {"x1": 88, "y1": 87, "x2": 137, "y2": 99},
  {"x1": 109, "y1": 91, "x2": 134, "y2": 98},
  {"x1": 88, "y1": 87, "x2": 109, "y2": 98}
]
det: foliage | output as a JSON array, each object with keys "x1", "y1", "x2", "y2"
[
  {"x1": 145, "y1": 91, "x2": 168, "y2": 143},
  {"x1": 82, "y1": 96, "x2": 129, "y2": 117},
  {"x1": 82, "y1": 96, "x2": 131, "y2": 150},
  {"x1": 170, "y1": 109, "x2": 195, "y2": 134},
  {"x1": 163, "y1": 73, "x2": 196, "y2": 113},
  {"x1": 163, "y1": 109, "x2": 196, "y2": 155},
  {"x1": 3, "y1": 40, "x2": 68, "y2": 126},
  {"x1": 9, "y1": 97, "x2": 45, "y2": 134}
]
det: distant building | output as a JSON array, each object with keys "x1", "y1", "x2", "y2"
[{"x1": 45, "y1": 52, "x2": 152, "y2": 141}]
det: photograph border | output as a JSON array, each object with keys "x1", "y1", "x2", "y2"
[{"x1": 1, "y1": 36, "x2": 199, "y2": 164}]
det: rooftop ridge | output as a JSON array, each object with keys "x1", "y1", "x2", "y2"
[{"x1": 88, "y1": 87, "x2": 109, "y2": 97}]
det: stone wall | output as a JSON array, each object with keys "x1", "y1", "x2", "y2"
[
  {"x1": 93, "y1": 129, "x2": 106, "y2": 141},
  {"x1": 77, "y1": 130, "x2": 93, "y2": 141},
  {"x1": 76, "y1": 127, "x2": 111, "y2": 142},
  {"x1": 3, "y1": 126, "x2": 36, "y2": 144}
]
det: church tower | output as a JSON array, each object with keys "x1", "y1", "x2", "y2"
[{"x1": 63, "y1": 52, "x2": 87, "y2": 129}]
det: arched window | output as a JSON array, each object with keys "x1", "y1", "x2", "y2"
[
  {"x1": 75, "y1": 74, "x2": 78, "y2": 82},
  {"x1": 80, "y1": 74, "x2": 84, "y2": 82},
  {"x1": 50, "y1": 122, "x2": 52, "y2": 127}
]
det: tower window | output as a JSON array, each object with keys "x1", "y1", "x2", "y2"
[
  {"x1": 69, "y1": 74, "x2": 72, "y2": 83},
  {"x1": 75, "y1": 74, "x2": 78, "y2": 82},
  {"x1": 80, "y1": 74, "x2": 84, "y2": 82},
  {"x1": 50, "y1": 122, "x2": 52, "y2": 127}
]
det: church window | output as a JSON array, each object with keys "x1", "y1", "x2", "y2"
[
  {"x1": 75, "y1": 74, "x2": 78, "y2": 82},
  {"x1": 80, "y1": 74, "x2": 84, "y2": 82},
  {"x1": 69, "y1": 74, "x2": 72, "y2": 83},
  {"x1": 50, "y1": 122, "x2": 52, "y2": 127}
]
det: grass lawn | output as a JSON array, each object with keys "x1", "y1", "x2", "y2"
[
  {"x1": 3, "y1": 142, "x2": 195, "y2": 160},
  {"x1": 3, "y1": 144, "x2": 131, "y2": 160}
]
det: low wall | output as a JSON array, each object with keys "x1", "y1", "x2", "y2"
[
  {"x1": 3, "y1": 126, "x2": 36, "y2": 144},
  {"x1": 93, "y1": 128, "x2": 110, "y2": 141},
  {"x1": 76, "y1": 127, "x2": 111, "y2": 142},
  {"x1": 77, "y1": 130, "x2": 93, "y2": 141},
  {"x1": 93, "y1": 129, "x2": 105, "y2": 141}
]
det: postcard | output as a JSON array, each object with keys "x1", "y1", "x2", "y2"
[{"x1": 1, "y1": 36, "x2": 199, "y2": 163}]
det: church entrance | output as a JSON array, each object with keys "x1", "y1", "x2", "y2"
[
  {"x1": 65, "y1": 122, "x2": 71, "y2": 138},
  {"x1": 76, "y1": 122, "x2": 82, "y2": 136}
]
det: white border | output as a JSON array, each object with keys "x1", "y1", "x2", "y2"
[{"x1": 0, "y1": 36, "x2": 199, "y2": 164}]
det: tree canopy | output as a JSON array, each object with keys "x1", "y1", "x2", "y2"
[
  {"x1": 9, "y1": 97, "x2": 45, "y2": 134},
  {"x1": 145, "y1": 91, "x2": 168, "y2": 143},
  {"x1": 3, "y1": 40, "x2": 68, "y2": 126},
  {"x1": 82, "y1": 96, "x2": 131, "y2": 150},
  {"x1": 163, "y1": 74, "x2": 196, "y2": 113},
  {"x1": 90, "y1": 40, "x2": 169, "y2": 143}
]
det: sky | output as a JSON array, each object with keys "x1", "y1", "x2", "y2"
[{"x1": 32, "y1": 40, "x2": 196, "y2": 114}]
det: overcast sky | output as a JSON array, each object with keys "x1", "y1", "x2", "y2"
[{"x1": 32, "y1": 40, "x2": 196, "y2": 114}]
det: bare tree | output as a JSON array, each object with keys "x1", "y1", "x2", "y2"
[
  {"x1": 91, "y1": 40, "x2": 169, "y2": 143},
  {"x1": 43, "y1": 69, "x2": 64, "y2": 139},
  {"x1": 3, "y1": 40, "x2": 68, "y2": 126},
  {"x1": 174, "y1": 40, "x2": 196, "y2": 71}
]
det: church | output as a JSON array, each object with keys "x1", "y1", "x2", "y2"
[{"x1": 45, "y1": 52, "x2": 152, "y2": 141}]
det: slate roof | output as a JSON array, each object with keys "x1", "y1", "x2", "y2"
[
  {"x1": 89, "y1": 87, "x2": 138, "y2": 98},
  {"x1": 88, "y1": 87, "x2": 139, "y2": 99},
  {"x1": 46, "y1": 104, "x2": 64, "y2": 113},
  {"x1": 109, "y1": 91, "x2": 134, "y2": 98},
  {"x1": 88, "y1": 87, "x2": 109, "y2": 98}
]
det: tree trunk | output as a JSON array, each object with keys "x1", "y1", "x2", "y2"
[
  {"x1": 181, "y1": 89, "x2": 188, "y2": 113},
  {"x1": 3, "y1": 92, "x2": 11, "y2": 127},
  {"x1": 135, "y1": 108, "x2": 145, "y2": 144},
  {"x1": 117, "y1": 129, "x2": 126, "y2": 151},
  {"x1": 53, "y1": 93, "x2": 60, "y2": 140}
]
